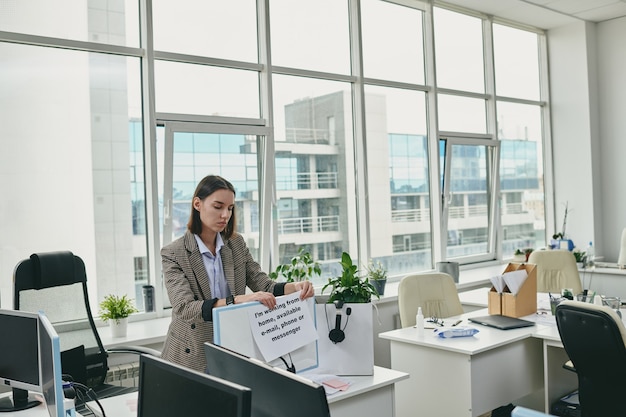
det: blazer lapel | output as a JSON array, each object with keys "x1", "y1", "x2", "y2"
[
  {"x1": 184, "y1": 232, "x2": 212, "y2": 300},
  {"x1": 221, "y1": 238, "x2": 236, "y2": 295}
]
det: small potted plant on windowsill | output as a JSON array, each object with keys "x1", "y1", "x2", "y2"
[
  {"x1": 573, "y1": 248, "x2": 586, "y2": 269},
  {"x1": 365, "y1": 259, "x2": 388, "y2": 296},
  {"x1": 513, "y1": 249, "x2": 526, "y2": 262},
  {"x1": 269, "y1": 248, "x2": 322, "y2": 283},
  {"x1": 551, "y1": 202, "x2": 575, "y2": 250},
  {"x1": 99, "y1": 294, "x2": 138, "y2": 338}
]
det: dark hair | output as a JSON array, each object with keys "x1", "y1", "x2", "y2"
[{"x1": 187, "y1": 175, "x2": 237, "y2": 239}]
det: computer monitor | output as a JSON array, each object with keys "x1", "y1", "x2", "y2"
[
  {"x1": 137, "y1": 354, "x2": 252, "y2": 417},
  {"x1": 204, "y1": 342, "x2": 331, "y2": 417},
  {"x1": 38, "y1": 311, "x2": 65, "y2": 417},
  {"x1": 0, "y1": 309, "x2": 42, "y2": 411}
]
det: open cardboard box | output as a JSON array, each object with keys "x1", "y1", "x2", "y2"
[{"x1": 488, "y1": 262, "x2": 537, "y2": 318}]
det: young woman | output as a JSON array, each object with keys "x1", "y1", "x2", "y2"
[{"x1": 160, "y1": 175, "x2": 314, "y2": 372}]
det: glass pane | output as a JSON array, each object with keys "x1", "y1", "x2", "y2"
[
  {"x1": 446, "y1": 145, "x2": 490, "y2": 258},
  {"x1": 0, "y1": 0, "x2": 140, "y2": 47},
  {"x1": 272, "y1": 75, "x2": 355, "y2": 285},
  {"x1": 434, "y1": 7, "x2": 484, "y2": 93},
  {"x1": 269, "y1": 0, "x2": 350, "y2": 75},
  {"x1": 364, "y1": 85, "x2": 432, "y2": 275},
  {"x1": 0, "y1": 42, "x2": 146, "y2": 311},
  {"x1": 497, "y1": 102, "x2": 545, "y2": 254},
  {"x1": 167, "y1": 131, "x2": 261, "y2": 258},
  {"x1": 154, "y1": 61, "x2": 260, "y2": 118},
  {"x1": 153, "y1": 0, "x2": 258, "y2": 62},
  {"x1": 361, "y1": 0, "x2": 425, "y2": 84},
  {"x1": 493, "y1": 24, "x2": 540, "y2": 101},
  {"x1": 438, "y1": 94, "x2": 487, "y2": 134}
]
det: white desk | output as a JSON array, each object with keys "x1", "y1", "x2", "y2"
[
  {"x1": 379, "y1": 310, "x2": 547, "y2": 417},
  {"x1": 381, "y1": 305, "x2": 626, "y2": 416},
  {"x1": 326, "y1": 366, "x2": 409, "y2": 417},
  {"x1": 1, "y1": 366, "x2": 408, "y2": 417},
  {"x1": 531, "y1": 320, "x2": 578, "y2": 412}
]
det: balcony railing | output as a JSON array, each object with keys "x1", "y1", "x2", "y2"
[
  {"x1": 277, "y1": 172, "x2": 338, "y2": 191},
  {"x1": 285, "y1": 128, "x2": 330, "y2": 144},
  {"x1": 391, "y1": 208, "x2": 431, "y2": 223},
  {"x1": 278, "y1": 215, "x2": 340, "y2": 234},
  {"x1": 391, "y1": 203, "x2": 529, "y2": 223}
]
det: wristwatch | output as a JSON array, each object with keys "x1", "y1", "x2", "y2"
[{"x1": 226, "y1": 295, "x2": 235, "y2": 305}]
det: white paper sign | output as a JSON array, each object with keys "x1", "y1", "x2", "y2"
[{"x1": 247, "y1": 292, "x2": 318, "y2": 362}]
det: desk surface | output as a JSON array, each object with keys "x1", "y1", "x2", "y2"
[
  {"x1": 1, "y1": 366, "x2": 408, "y2": 417},
  {"x1": 379, "y1": 309, "x2": 553, "y2": 355},
  {"x1": 325, "y1": 366, "x2": 409, "y2": 404},
  {"x1": 81, "y1": 366, "x2": 409, "y2": 410}
]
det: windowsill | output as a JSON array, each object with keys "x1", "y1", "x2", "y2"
[
  {"x1": 98, "y1": 314, "x2": 171, "y2": 349},
  {"x1": 91, "y1": 263, "x2": 507, "y2": 349},
  {"x1": 369, "y1": 262, "x2": 504, "y2": 304}
]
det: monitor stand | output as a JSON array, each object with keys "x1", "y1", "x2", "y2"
[{"x1": 0, "y1": 388, "x2": 41, "y2": 412}]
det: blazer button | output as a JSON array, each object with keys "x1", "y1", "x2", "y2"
[
  {"x1": 191, "y1": 324, "x2": 196, "y2": 329},
  {"x1": 185, "y1": 348, "x2": 190, "y2": 354}
]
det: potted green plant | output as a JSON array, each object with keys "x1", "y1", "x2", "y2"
[
  {"x1": 322, "y1": 252, "x2": 379, "y2": 303},
  {"x1": 524, "y1": 248, "x2": 534, "y2": 262},
  {"x1": 269, "y1": 248, "x2": 321, "y2": 282},
  {"x1": 99, "y1": 294, "x2": 138, "y2": 338},
  {"x1": 513, "y1": 249, "x2": 526, "y2": 262},
  {"x1": 551, "y1": 202, "x2": 574, "y2": 250},
  {"x1": 365, "y1": 259, "x2": 388, "y2": 296},
  {"x1": 573, "y1": 248, "x2": 586, "y2": 268}
]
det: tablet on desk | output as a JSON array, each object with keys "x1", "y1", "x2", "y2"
[{"x1": 468, "y1": 314, "x2": 535, "y2": 330}]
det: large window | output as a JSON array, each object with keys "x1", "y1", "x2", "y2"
[
  {"x1": 434, "y1": 6, "x2": 546, "y2": 264},
  {"x1": 0, "y1": 41, "x2": 144, "y2": 308},
  {"x1": 271, "y1": 73, "x2": 356, "y2": 284},
  {"x1": 0, "y1": 0, "x2": 551, "y2": 313}
]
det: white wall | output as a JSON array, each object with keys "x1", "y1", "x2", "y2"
[
  {"x1": 547, "y1": 22, "x2": 599, "y2": 256},
  {"x1": 596, "y1": 17, "x2": 626, "y2": 262},
  {"x1": 548, "y1": 16, "x2": 626, "y2": 263}
]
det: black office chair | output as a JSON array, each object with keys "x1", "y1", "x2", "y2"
[
  {"x1": 555, "y1": 300, "x2": 626, "y2": 417},
  {"x1": 13, "y1": 251, "x2": 159, "y2": 410}
]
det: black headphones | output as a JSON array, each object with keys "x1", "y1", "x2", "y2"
[
  {"x1": 327, "y1": 301, "x2": 352, "y2": 344},
  {"x1": 279, "y1": 354, "x2": 296, "y2": 373}
]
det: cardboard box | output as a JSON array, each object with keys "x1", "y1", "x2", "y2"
[
  {"x1": 488, "y1": 262, "x2": 537, "y2": 318},
  {"x1": 488, "y1": 287, "x2": 502, "y2": 315}
]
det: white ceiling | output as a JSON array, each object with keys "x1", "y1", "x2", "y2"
[{"x1": 441, "y1": 0, "x2": 626, "y2": 29}]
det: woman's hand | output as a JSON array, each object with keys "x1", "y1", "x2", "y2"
[
  {"x1": 239, "y1": 292, "x2": 277, "y2": 309},
  {"x1": 289, "y1": 280, "x2": 315, "y2": 300}
]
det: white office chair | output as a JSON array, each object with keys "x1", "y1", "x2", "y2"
[
  {"x1": 527, "y1": 250, "x2": 583, "y2": 295},
  {"x1": 397, "y1": 272, "x2": 463, "y2": 327}
]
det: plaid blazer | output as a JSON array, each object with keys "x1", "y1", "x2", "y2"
[{"x1": 160, "y1": 230, "x2": 276, "y2": 372}]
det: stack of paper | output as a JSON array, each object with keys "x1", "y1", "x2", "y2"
[{"x1": 490, "y1": 269, "x2": 528, "y2": 295}]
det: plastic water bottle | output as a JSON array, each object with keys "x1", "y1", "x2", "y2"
[
  {"x1": 586, "y1": 241, "x2": 595, "y2": 269},
  {"x1": 416, "y1": 307, "x2": 424, "y2": 336}
]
